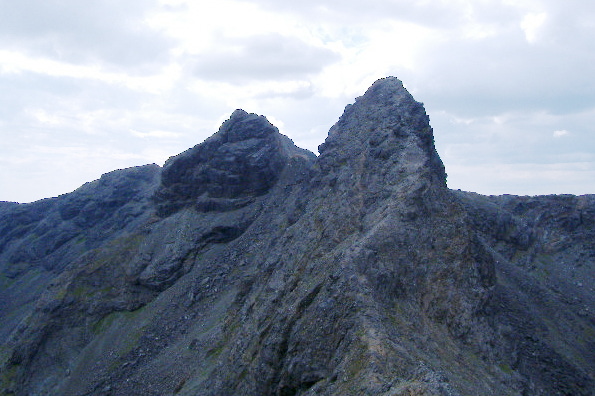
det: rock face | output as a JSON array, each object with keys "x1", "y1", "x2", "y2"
[
  {"x1": 154, "y1": 109, "x2": 314, "y2": 216},
  {"x1": 0, "y1": 77, "x2": 593, "y2": 396}
]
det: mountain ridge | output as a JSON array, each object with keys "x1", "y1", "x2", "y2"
[{"x1": 0, "y1": 77, "x2": 593, "y2": 395}]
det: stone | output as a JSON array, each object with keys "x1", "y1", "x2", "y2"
[{"x1": 0, "y1": 77, "x2": 593, "y2": 396}]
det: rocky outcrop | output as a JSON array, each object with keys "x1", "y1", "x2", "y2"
[
  {"x1": 0, "y1": 164, "x2": 160, "y2": 347},
  {"x1": 153, "y1": 109, "x2": 314, "y2": 216},
  {"x1": 0, "y1": 77, "x2": 593, "y2": 396}
]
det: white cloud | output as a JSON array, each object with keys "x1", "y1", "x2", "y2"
[
  {"x1": 130, "y1": 129, "x2": 182, "y2": 139},
  {"x1": 0, "y1": 0, "x2": 171, "y2": 70},
  {"x1": 1, "y1": 0, "x2": 595, "y2": 201},
  {"x1": 0, "y1": 50, "x2": 181, "y2": 94},
  {"x1": 0, "y1": 144, "x2": 147, "y2": 202},
  {"x1": 192, "y1": 34, "x2": 340, "y2": 82},
  {"x1": 553, "y1": 129, "x2": 569, "y2": 138},
  {"x1": 521, "y1": 12, "x2": 547, "y2": 43}
]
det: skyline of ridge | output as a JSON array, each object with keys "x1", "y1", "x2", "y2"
[{"x1": 1, "y1": 0, "x2": 594, "y2": 202}]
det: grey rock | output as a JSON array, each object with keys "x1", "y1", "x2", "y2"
[
  {"x1": 0, "y1": 77, "x2": 593, "y2": 396},
  {"x1": 153, "y1": 109, "x2": 314, "y2": 216}
]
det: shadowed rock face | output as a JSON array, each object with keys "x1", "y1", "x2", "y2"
[
  {"x1": 154, "y1": 109, "x2": 309, "y2": 216},
  {"x1": 0, "y1": 77, "x2": 593, "y2": 396}
]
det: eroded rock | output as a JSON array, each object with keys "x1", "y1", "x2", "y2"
[{"x1": 0, "y1": 77, "x2": 593, "y2": 396}]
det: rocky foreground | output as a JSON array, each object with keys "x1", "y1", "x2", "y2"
[{"x1": 0, "y1": 77, "x2": 593, "y2": 395}]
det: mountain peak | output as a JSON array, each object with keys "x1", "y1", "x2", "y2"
[
  {"x1": 356, "y1": 76, "x2": 411, "y2": 103},
  {"x1": 218, "y1": 109, "x2": 279, "y2": 143},
  {"x1": 153, "y1": 110, "x2": 304, "y2": 216},
  {"x1": 2, "y1": 78, "x2": 593, "y2": 396},
  {"x1": 318, "y1": 76, "x2": 446, "y2": 189}
]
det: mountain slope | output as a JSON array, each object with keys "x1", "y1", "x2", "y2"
[{"x1": 1, "y1": 77, "x2": 593, "y2": 395}]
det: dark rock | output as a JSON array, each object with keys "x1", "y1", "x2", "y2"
[
  {"x1": 0, "y1": 77, "x2": 593, "y2": 396},
  {"x1": 153, "y1": 109, "x2": 312, "y2": 216}
]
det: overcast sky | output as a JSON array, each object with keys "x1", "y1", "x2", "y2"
[{"x1": 1, "y1": 0, "x2": 594, "y2": 203}]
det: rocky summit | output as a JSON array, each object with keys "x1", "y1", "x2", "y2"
[{"x1": 0, "y1": 77, "x2": 593, "y2": 396}]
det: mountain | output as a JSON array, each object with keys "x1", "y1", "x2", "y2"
[{"x1": 1, "y1": 77, "x2": 593, "y2": 395}]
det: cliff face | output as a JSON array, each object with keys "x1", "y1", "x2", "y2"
[{"x1": 0, "y1": 77, "x2": 593, "y2": 396}]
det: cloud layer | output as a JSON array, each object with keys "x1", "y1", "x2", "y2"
[{"x1": 1, "y1": 0, "x2": 594, "y2": 202}]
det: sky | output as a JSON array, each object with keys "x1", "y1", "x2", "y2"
[{"x1": 0, "y1": 0, "x2": 594, "y2": 203}]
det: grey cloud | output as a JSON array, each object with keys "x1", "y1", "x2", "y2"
[
  {"x1": 540, "y1": 1, "x2": 595, "y2": 44},
  {"x1": 2, "y1": 0, "x2": 593, "y2": 200},
  {"x1": 394, "y1": 1, "x2": 595, "y2": 119},
  {"x1": 160, "y1": 82, "x2": 230, "y2": 119},
  {"x1": 429, "y1": 101, "x2": 595, "y2": 196},
  {"x1": 193, "y1": 34, "x2": 340, "y2": 82},
  {"x1": 254, "y1": 84, "x2": 316, "y2": 100},
  {"x1": 413, "y1": 31, "x2": 595, "y2": 118},
  {"x1": 444, "y1": 161, "x2": 595, "y2": 196},
  {"x1": 0, "y1": 72, "x2": 145, "y2": 125},
  {"x1": 440, "y1": 113, "x2": 593, "y2": 164},
  {"x1": 262, "y1": 95, "x2": 348, "y2": 152},
  {"x1": 0, "y1": 73, "x2": 78, "y2": 123},
  {"x1": 240, "y1": 0, "x2": 512, "y2": 30},
  {"x1": 0, "y1": 68, "x2": 231, "y2": 197},
  {"x1": 0, "y1": 0, "x2": 172, "y2": 71}
]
